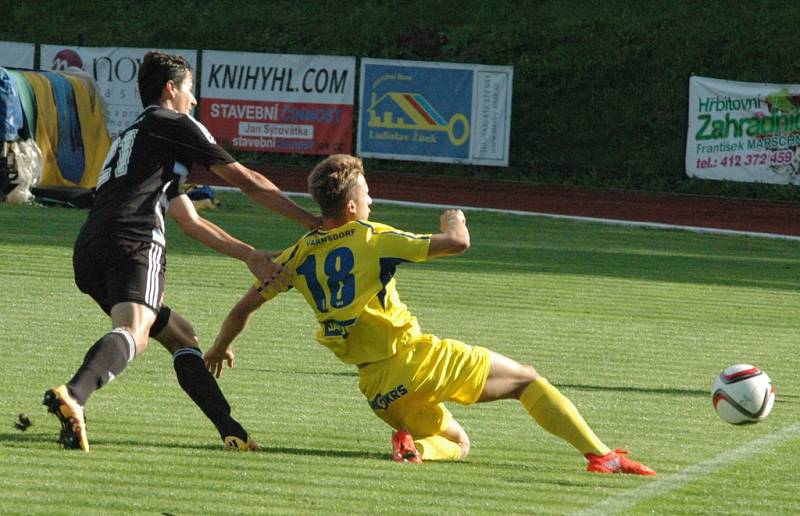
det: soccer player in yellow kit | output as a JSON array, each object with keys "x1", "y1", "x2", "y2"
[{"x1": 205, "y1": 154, "x2": 656, "y2": 474}]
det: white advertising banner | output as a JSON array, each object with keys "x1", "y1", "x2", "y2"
[
  {"x1": 40, "y1": 45, "x2": 198, "y2": 137},
  {"x1": 200, "y1": 50, "x2": 355, "y2": 154},
  {"x1": 687, "y1": 76, "x2": 800, "y2": 184},
  {"x1": 0, "y1": 41, "x2": 35, "y2": 68}
]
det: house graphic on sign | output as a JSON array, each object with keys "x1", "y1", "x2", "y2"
[{"x1": 367, "y1": 92, "x2": 469, "y2": 145}]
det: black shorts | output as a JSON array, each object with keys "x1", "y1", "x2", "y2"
[{"x1": 73, "y1": 235, "x2": 166, "y2": 315}]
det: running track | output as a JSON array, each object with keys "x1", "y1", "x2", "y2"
[{"x1": 191, "y1": 165, "x2": 800, "y2": 238}]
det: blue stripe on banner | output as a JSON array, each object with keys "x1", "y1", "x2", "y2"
[
  {"x1": 41, "y1": 71, "x2": 85, "y2": 184},
  {"x1": 412, "y1": 94, "x2": 447, "y2": 126}
]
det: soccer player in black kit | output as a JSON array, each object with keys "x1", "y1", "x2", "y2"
[{"x1": 43, "y1": 51, "x2": 320, "y2": 452}]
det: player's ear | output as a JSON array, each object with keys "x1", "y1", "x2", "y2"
[
  {"x1": 344, "y1": 199, "x2": 357, "y2": 216},
  {"x1": 164, "y1": 80, "x2": 178, "y2": 98}
]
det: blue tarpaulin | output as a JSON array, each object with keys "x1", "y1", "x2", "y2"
[
  {"x1": 0, "y1": 66, "x2": 24, "y2": 141},
  {"x1": 40, "y1": 71, "x2": 85, "y2": 184}
]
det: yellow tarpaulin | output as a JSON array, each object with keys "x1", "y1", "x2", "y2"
[{"x1": 23, "y1": 70, "x2": 111, "y2": 189}]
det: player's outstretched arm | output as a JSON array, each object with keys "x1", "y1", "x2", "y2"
[
  {"x1": 208, "y1": 161, "x2": 322, "y2": 230},
  {"x1": 168, "y1": 194, "x2": 290, "y2": 286},
  {"x1": 427, "y1": 209, "x2": 471, "y2": 259},
  {"x1": 205, "y1": 287, "x2": 267, "y2": 378}
]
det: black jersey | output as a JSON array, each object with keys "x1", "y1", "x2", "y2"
[{"x1": 75, "y1": 107, "x2": 235, "y2": 248}]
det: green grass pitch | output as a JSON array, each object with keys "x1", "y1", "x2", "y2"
[{"x1": 1, "y1": 193, "x2": 798, "y2": 514}]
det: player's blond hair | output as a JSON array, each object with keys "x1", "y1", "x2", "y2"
[{"x1": 308, "y1": 154, "x2": 365, "y2": 218}]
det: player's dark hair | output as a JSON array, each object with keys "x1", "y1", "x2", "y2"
[
  {"x1": 138, "y1": 51, "x2": 192, "y2": 108},
  {"x1": 308, "y1": 154, "x2": 364, "y2": 218}
]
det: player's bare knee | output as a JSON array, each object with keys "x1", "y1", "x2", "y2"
[
  {"x1": 443, "y1": 419, "x2": 470, "y2": 459},
  {"x1": 173, "y1": 313, "x2": 199, "y2": 345},
  {"x1": 132, "y1": 334, "x2": 150, "y2": 355},
  {"x1": 154, "y1": 311, "x2": 200, "y2": 353},
  {"x1": 511, "y1": 363, "x2": 539, "y2": 398},
  {"x1": 520, "y1": 363, "x2": 539, "y2": 382},
  {"x1": 458, "y1": 433, "x2": 471, "y2": 459}
]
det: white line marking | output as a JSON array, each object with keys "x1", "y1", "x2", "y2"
[
  {"x1": 573, "y1": 423, "x2": 800, "y2": 516},
  {"x1": 212, "y1": 187, "x2": 800, "y2": 241}
]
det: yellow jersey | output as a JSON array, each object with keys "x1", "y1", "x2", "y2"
[{"x1": 258, "y1": 220, "x2": 431, "y2": 365}]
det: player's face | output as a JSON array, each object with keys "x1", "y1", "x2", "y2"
[
  {"x1": 172, "y1": 71, "x2": 197, "y2": 114},
  {"x1": 350, "y1": 174, "x2": 372, "y2": 221}
]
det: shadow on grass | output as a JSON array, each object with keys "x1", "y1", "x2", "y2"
[
  {"x1": 555, "y1": 383, "x2": 708, "y2": 397},
  {"x1": 238, "y1": 367, "x2": 358, "y2": 377},
  {"x1": 0, "y1": 431, "x2": 52, "y2": 446},
  {"x1": 259, "y1": 446, "x2": 385, "y2": 461},
  {"x1": 557, "y1": 384, "x2": 800, "y2": 404},
  {"x1": 0, "y1": 431, "x2": 386, "y2": 460}
]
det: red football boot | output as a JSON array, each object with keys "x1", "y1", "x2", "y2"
[
  {"x1": 586, "y1": 448, "x2": 656, "y2": 475},
  {"x1": 391, "y1": 429, "x2": 422, "y2": 464}
]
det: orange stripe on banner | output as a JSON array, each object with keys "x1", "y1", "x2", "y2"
[{"x1": 402, "y1": 94, "x2": 437, "y2": 125}]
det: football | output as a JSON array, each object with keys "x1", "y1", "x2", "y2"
[{"x1": 712, "y1": 364, "x2": 775, "y2": 425}]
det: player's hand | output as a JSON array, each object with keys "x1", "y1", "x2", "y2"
[
  {"x1": 440, "y1": 209, "x2": 466, "y2": 231},
  {"x1": 246, "y1": 249, "x2": 291, "y2": 290},
  {"x1": 204, "y1": 344, "x2": 234, "y2": 378}
]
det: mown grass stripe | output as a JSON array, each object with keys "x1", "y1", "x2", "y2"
[{"x1": 575, "y1": 423, "x2": 800, "y2": 515}]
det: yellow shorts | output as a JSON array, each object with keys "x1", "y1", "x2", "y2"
[{"x1": 357, "y1": 334, "x2": 491, "y2": 439}]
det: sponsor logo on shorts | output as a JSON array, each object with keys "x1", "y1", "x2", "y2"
[
  {"x1": 369, "y1": 384, "x2": 408, "y2": 410},
  {"x1": 323, "y1": 318, "x2": 356, "y2": 338}
]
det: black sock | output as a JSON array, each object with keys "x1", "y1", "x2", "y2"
[
  {"x1": 67, "y1": 329, "x2": 135, "y2": 405},
  {"x1": 172, "y1": 347, "x2": 247, "y2": 441}
]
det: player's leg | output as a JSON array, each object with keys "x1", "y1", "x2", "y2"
[
  {"x1": 44, "y1": 238, "x2": 160, "y2": 451},
  {"x1": 478, "y1": 350, "x2": 540, "y2": 401},
  {"x1": 43, "y1": 300, "x2": 152, "y2": 452},
  {"x1": 64, "y1": 238, "x2": 164, "y2": 406},
  {"x1": 479, "y1": 349, "x2": 609, "y2": 456},
  {"x1": 402, "y1": 404, "x2": 469, "y2": 461},
  {"x1": 440, "y1": 417, "x2": 470, "y2": 458},
  {"x1": 71, "y1": 238, "x2": 164, "y2": 398},
  {"x1": 360, "y1": 336, "x2": 477, "y2": 462},
  {"x1": 65, "y1": 301, "x2": 154, "y2": 404},
  {"x1": 480, "y1": 350, "x2": 655, "y2": 475},
  {"x1": 381, "y1": 336, "x2": 609, "y2": 464},
  {"x1": 413, "y1": 414, "x2": 470, "y2": 461},
  {"x1": 152, "y1": 307, "x2": 257, "y2": 450},
  {"x1": 381, "y1": 402, "x2": 466, "y2": 462}
]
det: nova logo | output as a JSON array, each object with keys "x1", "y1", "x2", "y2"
[
  {"x1": 92, "y1": 56, "x2": 142, "y2": 83},
  {"x1": 369, "y1": 384, "x2": 408, "y2": 410}
]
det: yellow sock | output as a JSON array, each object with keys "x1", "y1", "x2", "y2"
[
  {"x1": 414, "y1": 435, "x2": 463, "y2": 461},
  {"x1": 520, "y1": 377, "x2": 610, "y2": 456}
]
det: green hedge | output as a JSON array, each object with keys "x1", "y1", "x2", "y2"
[{"x1": 4, "y1": 0, "x2": 800, "y2": 199}]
